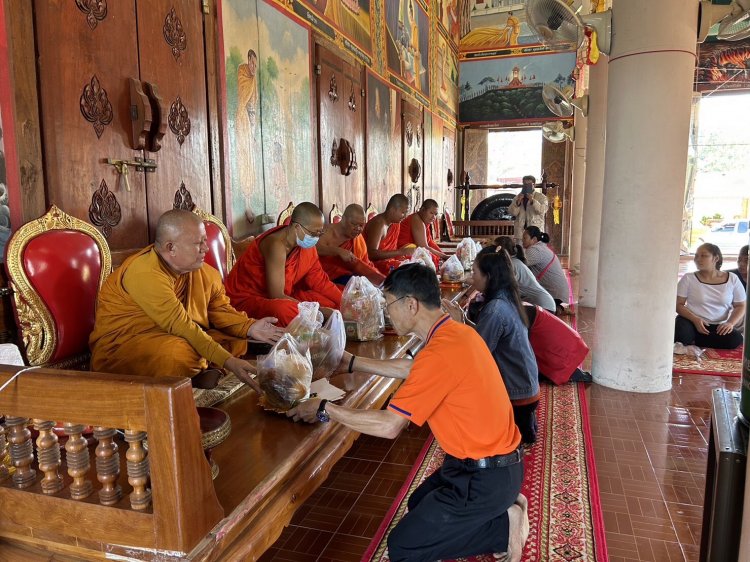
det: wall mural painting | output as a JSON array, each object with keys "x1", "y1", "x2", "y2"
[
  {"x1": 223, "y1": 0, "x2": 314, "y2": 237},
  {"x1": 695, "y1": 38, "x2": 750, "y2": 93},
  {"x1": 436, "y1": 32, "x2": 459, "y2": 119},
  {"x1": 461, "y1": 0, "x2": 549, "y2": 54},
  {"x1": 366, "y1": 72, "x2": 401, "y2": 213},
  {"x1": 459, "y1": 51, "x2": 576, "y2": 124},
  {"x1": 436, "y1": 0, "x2": 460, "y2": 45},
  {"x1": 385, "y1": 0, "x2": 431, "y2": 98},
  {"x1": 296, "y1": 0, "x2": 372, "y2": 57}
]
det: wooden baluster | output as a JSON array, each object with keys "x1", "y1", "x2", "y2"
[
  {"x1": 5, "y1": 417, "x2": 36, "y2": 489},
  {"x1": 0, "y1": 420, "x2": 9, "y2": 481},
  {"x1": 94, "y1": 427, "x2": 121, "y2": 506},
  {"x1": 64, "y1": 423, "x2": 93, "y2": 500},
  {"x1": 33, "y1": 419, "x2": 63, "y2": 494},
  {"x1": 124, "y1": 430, "x2": 151, "y2": 510}
]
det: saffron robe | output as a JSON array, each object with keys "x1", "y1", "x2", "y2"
[
  {"x1": 372, "y1": 222, "x2": 408, "y2": 275},
  {"x1": 319, "y1": 234, "x2": 385, "y2": 285},
  {"x1": 89, "y1": 246, "x2": 254, "y2": 378},
  {"x1": 225, "y1": 226, "x2": 342, "y2": 327},
  {"x1": 397, "y1": 213, "x2": 441, "y2": 268}
]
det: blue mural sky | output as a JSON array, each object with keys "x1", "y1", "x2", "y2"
[{"x1": 460, "y1": 52, "x2": 576, "y2": 90}]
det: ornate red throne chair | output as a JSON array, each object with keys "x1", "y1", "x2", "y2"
[{"x1": 193, "y1": 207, "x2": 235, "y2": 283}]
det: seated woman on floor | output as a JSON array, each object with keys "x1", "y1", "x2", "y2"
[
  {"x1": 521, "y1": 227, "x2": 570, "y2": 315},
  {"x1": 493, "y1": 236, "x2": 556, "y2": 313},
  {"x1": 443, "y1": 250, "x2": 540, "y2": 444},
  {"x1": 675, "y1": 243, "x2": 745, "y2": 350}
]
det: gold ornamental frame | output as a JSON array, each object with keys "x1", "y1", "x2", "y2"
[
  {"x1": 192, "y1": 207, "x2": 235, "y2": 273},
  {"x1": 5, "y1": 205, "x2": 112, "y2": 366}
]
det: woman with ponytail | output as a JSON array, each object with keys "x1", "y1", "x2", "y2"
[
  {"x1": 522, "y1": 226, "x2": 570, "y2": 315},
  {"x1": 493, "y1": 236, "x2": 556, "y2": 313}
]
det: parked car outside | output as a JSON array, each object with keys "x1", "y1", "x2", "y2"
[{"x1": 693, "y1": 218, "x2": 750, "y2": 255}]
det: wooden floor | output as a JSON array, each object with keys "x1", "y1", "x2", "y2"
[{"x1": 259, "y1": 256, "x2": 743, "y2": 562}]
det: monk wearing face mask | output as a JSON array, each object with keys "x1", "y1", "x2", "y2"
[{"x1": 226, "y1": 202, "x2": 342, "y2": 327}]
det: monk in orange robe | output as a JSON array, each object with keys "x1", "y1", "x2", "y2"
[
  {"x1": 226, "y1": 202, "x2": 342, "y2": 327},
  {"x1": 90, "y1": 210, "x2": 283, "y2": 390},
  {"x1": 363, "y1": 194, "x2": 415, "y2": 275},
  {"x1": 397, "y1": 199, "x2": 449, "y2": 269},
  {"x1": 318, "y1": 204, "x2": 386, "y2": 286}
]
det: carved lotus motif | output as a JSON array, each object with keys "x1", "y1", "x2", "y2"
[
  {"x1": 168, "y1": 96, "x2": 191, "y2": 146},
  {"x1": 89, "y1": 179, "x2": 122, "y2": 238},
  {"x1": 80, "y1": 75, "x2": 113, "y2": 139},
  {"x1": 173, "y1": 182, "x2": 195, "y2": 211},
  {"x1": 163, "y1": 7, "x2": 187, "y2": 61},
  {"x1": 75, "y1": 0, "x2": 107, "y2": 30}
]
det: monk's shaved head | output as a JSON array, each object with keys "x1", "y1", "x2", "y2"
[
  {"x1": 343, "y1": 204, "x2": 365, "y2": 220},
  {"x1": 291, "y1": 202, "x2": 324, "y2": 226},
  {"x1": 421, "y1": 199, "x2": 439, "y2": 211},
  {"x1": 385, "y1": 194, "x2": 409, "y2": 211},
  {"x1": 155, "y1": 209, "x2": 203, "y2": 246}
]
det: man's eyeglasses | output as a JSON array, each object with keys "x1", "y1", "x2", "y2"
[
  {"x1": 294, "y1": 222, "x2": 325, "y2": 237},
  {"x1": 384, "y1": 295, "x2": 411, "y2": 311}
]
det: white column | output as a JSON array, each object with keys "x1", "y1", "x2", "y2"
[
  {"x1": 568, "y1": 113, "x2": 587, "y2": 273},
  {"x1": 592, "y1": 0, "x2": 698, "y2": 392},
  {"x1": 578, "y1": 61, "x2": 608, "y2": 307}
]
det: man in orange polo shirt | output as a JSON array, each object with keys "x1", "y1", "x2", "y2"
[{"x1": 288, "y1": 263, "x2": 529, "y2": 562}]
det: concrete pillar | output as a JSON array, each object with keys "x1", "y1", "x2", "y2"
[
  {"x1": 578, "y1": 61, "x2": 608, "y2": 307},
  {"x1": 592, "y1": 0, "x2": 698, "y2": 392},
  {"x1": 568, "y1": 112, "x2": 588, "y2": 273}
]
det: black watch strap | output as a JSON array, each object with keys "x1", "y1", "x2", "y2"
[{"x1": 317, "y1": 399, "x2": 329, "y2": 414}]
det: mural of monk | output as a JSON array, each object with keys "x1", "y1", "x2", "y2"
[
  {"x1": 235, "y1": 49, "x2": 259, "y2": 200},
  {"x1": 461, "y1": 12, "x2": 522, "y2": 50}
]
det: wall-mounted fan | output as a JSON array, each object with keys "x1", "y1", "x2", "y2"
[
  {"x1": 526, "y1": 0, "x2": 612, "y2": 56},
  {"x1": 718, "y1": 0, "x2": 750, "y2": 40},
  {"x1": 542, "y1": 122, "x2": 575, "y2": 143},
  {"x1": 542, "y1": 83, "x2": 588, "y2": 118}
]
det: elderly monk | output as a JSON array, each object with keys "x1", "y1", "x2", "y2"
[
  {"x1": 363, "y1": 194, "x2": 415, "y2": 275},
  {"x1": 226, "y1": 202, "x2": 342, "y2": 327},
  {"x1": 90, "y1": 210, "x2": 283, "y2": 391},
  {"x1": 318, "y1": 204, "x2": 386, "y2": 286},
  {"x1": 397, "y1": 198, "x2": 449, "y2": 269}
]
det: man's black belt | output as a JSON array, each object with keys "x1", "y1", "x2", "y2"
[{"x1": 453, "y1": 447, "x2": 524, "y2": 469}]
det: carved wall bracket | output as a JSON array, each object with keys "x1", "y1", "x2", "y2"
[
  {"x1": 405, "y1": 121, "x2": 413, "y2": 147},
  {"x1": 89, "y1": 179, "x2": 122, "y2": 239},
  {"x1": 330, "y1": 138, "x2": 357, "y2": 176},
  {"x1": 75, "y1": 0, "x2": 107, "y2": 30},
  {"x1": 163, "y1": 7, "x2": 187, "y2": 61},
  {"x1": 408, "y1": 158, "x2": 421, "y2": 184},
  {"x1": 173, "y1": 182, "x2": 195, "y2": 210},
  {"x1": 328, "y1": 75, "x2": 338, "y2": 102},
  {"x1": 347, "y1": 81, "x2": 356, "y2": 111},
  {"x1": 168, "y1": 96, "x2": 191, "y2": 146},
  {"x1": 80, "y1": 75, "x2": 113, "y2": 139}
]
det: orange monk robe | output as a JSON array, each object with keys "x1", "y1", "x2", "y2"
[
  {"x1": 372, "y1": 222, "x2": 409, "y2": 275},
  {"x1": 397, "y1": 213, "x2": 441, "y2": 268},
  {"x1": 225, "y1": 226, "x2": 342, "y2": 327},
  {"x1": 90, "y1": 246, "x2": 254, "y2": 379},
  {"x1": 319, "y1": 234, "x2": 386, "y2": 285}
]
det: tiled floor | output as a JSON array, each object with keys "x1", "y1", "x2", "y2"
[{"x1": 260, "y1": 259, "x2": 744, "y2": 561}]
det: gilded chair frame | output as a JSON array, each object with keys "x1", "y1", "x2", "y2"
[
  {"x1": 277, "y1": 202, "x2": 295, "y2": 226},
  {"x1": 5, "y1": 205, "x2": 112, "y2": 366},
  {"x1": 193, "y1": 207, "x2": 235, "y2": 273}
]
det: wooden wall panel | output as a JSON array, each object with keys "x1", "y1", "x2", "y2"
[
  {"x1": 137, "y1": 0, "x2": 211, "y2": 233},
  {"x1": 34, "y1": 0, "x2": 148, "y2": 250},
  {"x1": 402, "y1": 100, "x2": 424, "y2": 212},
  {"x1": 541, "y1": 138, "x2": 568, "y2": 254},
  {"x1": 441, "y1": 126, "x2": 456, "y2": 213},
  {"x1": 365, "y1": 72, "x2": 401, "y2": 214}
]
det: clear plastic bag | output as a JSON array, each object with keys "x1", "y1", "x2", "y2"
[
  {"x1": 256, "y1": 334, "x2": 313, "y2": 411},
  {"x1": 310, "y1": 310, "x2": 346, "y2": 380},
  {"x1": 286, "y1": 301, "x2": 324, "y2": 351},
  {"x1": 441, "y1": 254, "x2": 464, "y2": 282},
  {"x1": 400, "y1": 246, "x2": 436, "y2": 271},
  {"x1": 455, "y1": 238, "x2": 477, "y2": 270},
  {"x1": 341, "y1": 276, "x2": 385, "y2": 341}
]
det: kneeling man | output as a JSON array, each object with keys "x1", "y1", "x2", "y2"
[
  {"x1": 90, "y1": 209, "x2": 283, "y2": 390},
  {"x1": 288, "y1": 264, "x2": 529, "y2": 562}
]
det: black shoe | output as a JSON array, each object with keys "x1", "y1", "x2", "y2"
[{"x1": 570, "y1": 369, "x2": 593, "y2": 383}]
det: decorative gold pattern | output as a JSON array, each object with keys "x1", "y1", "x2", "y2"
[
  {"x1": 192, "y1": 207, "x2": 235, "y2": 273},
  {"x1": 168, "y1": 96, "x2": 191, "y2": 146},
  {"x1": 200, "y1": 416, "x2": 231, "y2": 450},
  {"x1": 89, "y1": 179, "x2": 121, "y2": 238},
  {"x1": 75, "y1": 0, "x2": 107, "y2": 30},
  {"x1": 5, "y1": 205, "x2": 112, "y2": 365},
  {"x1": 79, "y1": 75, "x2": 113, "y2": 139},
  {"x1": 163, "y1": 7, "x2": 187, "y2": 61},
  {"x1": 173, "y1": 182, "x2": 194, "y2": 211}
]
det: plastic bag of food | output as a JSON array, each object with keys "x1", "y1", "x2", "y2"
[
  {"x1": 455, "y1": 238, "x2": 477, "y2": 270},
  {"x1": 286, "y1": 301, "x2": 323, "y2": 351},
  {"x1": 310, "y1": 310, "x2": 346, "y2": 380},
  {"x1": 441, "y1": 254, "x2": 464, "y2": 282},
  {"x1": 256, "y1": 334, "x2": 313, "y2": 411},
  {"x1": 399, "y1": 246, "x2": 436, "y2": 271},
  {"x1": 341, "y1": 276, "x2": 385, "y2": 341}
]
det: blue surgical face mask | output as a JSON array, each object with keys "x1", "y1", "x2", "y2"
[{"x1": 297, "y1": 233, "x2": 319, "y2": 249}]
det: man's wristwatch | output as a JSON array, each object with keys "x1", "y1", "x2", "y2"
[{"x1": 316, "y1": 399, "x2": 330, "y2": 423}]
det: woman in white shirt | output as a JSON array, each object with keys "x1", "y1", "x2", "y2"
[
  {"x1": 521, "y1": 227, "x2": 570, "y2": 314},
  {"x1": 675, "y1": 243, "x2": 745, "y2": 349}
]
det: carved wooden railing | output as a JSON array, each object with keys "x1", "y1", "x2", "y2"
[
  {"x1": 451, "y1": 220, "x2": 515, "y2": 239},
  {"x1": 0, "y1": 367, "x2": 222, "y2": 560}
]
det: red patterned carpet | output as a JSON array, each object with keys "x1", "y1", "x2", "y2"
[
  {"x1": 672, "y1": 346, "x2": 743, "y2": 376},
  {"x1": 362, "y1": 383, "x2": 608, "y2": 562}
]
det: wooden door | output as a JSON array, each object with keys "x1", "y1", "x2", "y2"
[
  {"x1": 34, "y1": 0, "x2": 149, "y2": 249},
  {"x1": 316, "y1": 45, "x2": 365, "y2": 219},
  {"x1": 136, "y1": 0, "x2": 211, "y2": 234},
  {"x1": 402, "y1": 100, "x2": 424, "y2": 212},
  {"x1": 442, "y1": 126, "x2": 456, "y2": 210}
]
